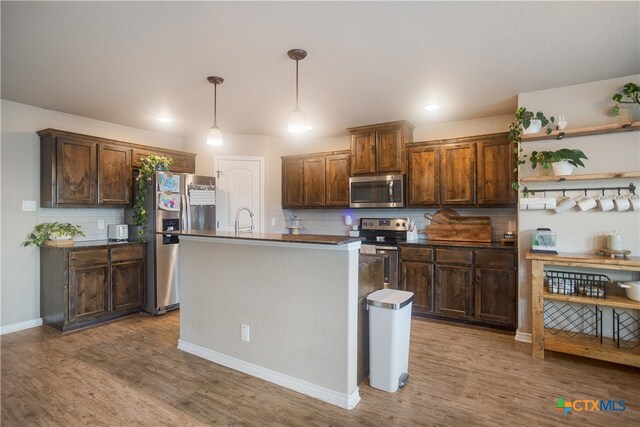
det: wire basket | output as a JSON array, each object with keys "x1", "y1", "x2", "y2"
[{"x1": 545, "y1": 270, "x2": 609, "y2": 299}]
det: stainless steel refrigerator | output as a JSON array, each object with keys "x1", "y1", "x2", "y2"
[{"x1": 130, "y1": 172, "x2": 216, "y2": 314}]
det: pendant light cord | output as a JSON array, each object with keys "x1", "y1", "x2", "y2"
[
  {"x1": 213, "y1": 83, "x2": 218, "y2": 127},
  {"x1": 295, "y1": 59, "x2": 299, "y2": 109}
]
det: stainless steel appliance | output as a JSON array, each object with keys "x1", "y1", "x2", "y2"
[
  {"x1": 108, "y1": 224, "x2": 129, "y2": 241},
  {"x1": 349, "y1": 174, "x2": 404, "y2": 208},
  {"x1": 358, "y1": 217, "x2": 416, "y2": 289},
  {"x1": 128, "y1": 172, "x2": 216, "y2": 314}
]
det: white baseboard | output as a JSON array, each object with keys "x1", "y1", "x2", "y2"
[
  {"x1": 0, "y1": 318, "x2": 43, "y2": 335},
  {"x1": 515, "y1": 330, "x2": 532, "y2": 343},
  {"x1": 178, "y1": 339, "x2": 360, "y2": 410}
]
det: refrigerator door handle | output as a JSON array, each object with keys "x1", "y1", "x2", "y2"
[{"x1": 182, "y1": 194, "x2": 191, "y2": 230}]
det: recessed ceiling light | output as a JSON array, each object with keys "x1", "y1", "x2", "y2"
[
  {"x1": 157, "y1": 117, "x2": 172, "y2": 123},
  {"x1": 424, "y1": 103, "x2": 440, "y2": 111}
]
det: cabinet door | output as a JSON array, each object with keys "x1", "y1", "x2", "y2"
[
  {"x1": 326, "y1": 153, "x2": 350, "y2": 207},
  {"x1": 477, "y1": 139, "x2": 516, "y2": 206},
  {"x1": 98, "y1": 143, "x2": 132, "y2": 206},
  {"x1": 56, "y1": 137, "x2": 97, "y2": 205},
  {"x1": 440, "y1": 143, "x2": 476, "y2": 205},
  {"x1": 435, "y1": 264, "x2": 472, "y2": 318},
  {"x1": 350, "y1": 132, "x2": 376, "y2": 175},
  {"x1": 474, "y1": 267, "x2": 516, "y2": 326},
  {"x1": 303, "y1": 157, "x2": 326, "y2": 206},
  {"x1": 112, "y1": 261, "x2": 144, "y2": 312},
  {"x1": 131, "y1": 147, "x2": 196, "y2": 174},
  {"x1": 376, "y1": 127, "x2": 403, "y2": 173},
  {"x1": 68, "y1": 265, "x2": 109, "y2": 324},
  {"x1": 408, "y1": 145, "x2": 439, "y2": 206},
  {"x1": 401, "y1": 261, "x2": 434, "y2": 313},
  {"x1": 282, "y1": 158, "x2": 304, "y2": 208}
]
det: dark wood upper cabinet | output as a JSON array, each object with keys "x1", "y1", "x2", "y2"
[
  {"x1": 408, "y1": 145, "x2": 440, "y2": 206},
  {"x1": 54, "y1": 137, "x2": 97, "y2": 206},
  {"x1": 325, "y1": 153, "x2": 350, "y2": 206},
  {"x1": 303, "y1": 157, "x2": 326, "y2": 207},
  {"x1": 477, "y1": 137, "x2": 517, "y2": 206},
  {"x1": 407, "y1": 132, "x2": 513, "y2": 208},
  {"x1": 282, "y1": 158, "x2": 305, "y2": 208},
  {"x1": 131, "y1": 147, "x2": 196, "y2": 174},
  {"x1": 39, "y1": 129, "x2": 196, "y2": 209},
  {"x1": 98, "y1": 143, "x2": 131, "y2": 206},
  {"x1": 440, "y1": 142, "x2": 476, "y2": 205},
  {"x1": 348, "y1": 121, "x2": 413, "y2": 175},
  {"x1": 281, "y1": 150, "x2": 350, "y2": 208}
]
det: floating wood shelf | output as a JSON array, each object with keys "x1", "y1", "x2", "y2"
[
  {"x1": 522, "y1": 121, "x2": 640, "y2": 141},
  {"x1": 520, "y1": 171, "x2": 640, "y2": 183}
]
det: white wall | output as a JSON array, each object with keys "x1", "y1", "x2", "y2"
[
  {"x1": 516, "y1": 75, "x2": 640, "y2": 336},
  {"x1": 0, "y1": 100, "x2": 184, "y2": 329}
]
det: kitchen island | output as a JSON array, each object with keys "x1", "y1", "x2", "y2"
[{"x1": 174, "y1": 230, "x2": 364, "y2": 409}]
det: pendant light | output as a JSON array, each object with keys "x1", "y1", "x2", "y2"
[
  {"x1": 287, "y1": 49, "x2": 312, "y2": 133},
  {"x1": 206, "y1": 76, "x2": 224, "y2": 146}
]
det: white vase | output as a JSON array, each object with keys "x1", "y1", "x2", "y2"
[
  {"x1": 551, "y1": 160, "x2": 574, "y2": 176},
  {"x1": 523, "y1": 119, "x2": 542, "y2": 134}
]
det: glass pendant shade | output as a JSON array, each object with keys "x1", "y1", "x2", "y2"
[
  {"x1": 287, "y1": 108, "x2": 312, "y2": 133},
  {"x1": 207, "y1": 125, "x2": 223, "y2": 146}
]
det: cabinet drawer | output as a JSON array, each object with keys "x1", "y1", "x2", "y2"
[
  {"x1": 435, "y1": 248, "x2": 472, "y2": 265},
  {"x1": 111, "y1": 245, "x2": 144, "y2": 262},
  {"x1": 69, "y1": 249, "x2": 109, "y2": 267},
  {"x1": 400, "y1": 246, "x2": 433, "y2": 262},
  {"x1": 475, "y1": 250, "x2": 515, "y2": 268}
]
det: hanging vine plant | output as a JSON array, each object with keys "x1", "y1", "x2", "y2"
[
  {"x1": 508, "y1": 107, "x2": 555, "y2": 192},
  {"x1": 132, "y1": 155, "x2": 174, "y2": 240}
]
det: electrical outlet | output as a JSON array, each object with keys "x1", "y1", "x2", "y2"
[
  {"x1": 22, "y1": 200, "x2": 37, "y2": 211},
  {"x1": 271, "y1": 218, "x2": 276, "y2": 227},
  {"x1": 97, "y1": 220, "x2": 105, "y2": 229},
  {"x1": 508, "y1": 221, "x2": 517, "y2": 232},
  {"x1": 241, "y1": 324, "x2": 250, "y2": 342}
]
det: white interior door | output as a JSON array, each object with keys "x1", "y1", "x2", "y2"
[{"x1": 214, "y1": 156, "x2": 265, "y2": 232}]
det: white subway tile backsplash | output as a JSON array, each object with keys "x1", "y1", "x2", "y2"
[{"x1": 38, "y1": 208, "x2": 125, "y2": 241}]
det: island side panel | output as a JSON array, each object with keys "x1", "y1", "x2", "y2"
[{"x1": 178, "y1": 236, "x2": 359, "y2": 402}]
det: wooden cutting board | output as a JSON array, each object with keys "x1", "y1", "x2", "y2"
[
  {"x1": 431, "y1": 208, "x2": 490, "y2": 225},
  {"x1": 420, "y1": 224, "x2": 492, "y2": 243}
]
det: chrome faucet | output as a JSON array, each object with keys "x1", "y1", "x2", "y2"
[{"x1": 234, "y1": 206, "x2": 255, "y2": 236}]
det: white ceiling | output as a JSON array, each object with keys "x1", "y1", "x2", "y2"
[{"x1": 2, "y1": 1, "x2": 639, "y2": 140}]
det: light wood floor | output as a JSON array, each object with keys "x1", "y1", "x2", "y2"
[{"x1": 2, "y1": 312, "x2": 638, "y2": 426}]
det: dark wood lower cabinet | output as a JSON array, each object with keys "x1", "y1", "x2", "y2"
[
  {"x1": 401, "y1": 261, "x2": 434, "y2": 313},
  {"x1": 41, "y1": 243, "x2": 145, "y2": 332},
  {"x1": 474, "y1": 267, "x2": 516, "y2": 325},
  {"x1": 435, "y1": 264, "x2": 472, "y2": 318},
  {"x1": 400, "y1": 245, "x2": 517, "y2": 330}
]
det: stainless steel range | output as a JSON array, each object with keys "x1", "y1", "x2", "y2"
[{"x1": 359, "y1": 218, "x2": 417, "y2": 289}]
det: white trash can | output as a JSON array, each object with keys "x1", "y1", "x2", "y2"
[{"x1": 367, "y1": 288, "x2": 413, "y2": 393}]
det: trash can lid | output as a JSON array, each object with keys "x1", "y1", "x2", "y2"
[{"x1": 366, "y1": 289, "x2": 414, "y2": 310}]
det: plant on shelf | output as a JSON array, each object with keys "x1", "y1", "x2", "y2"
[
  {"x1": 132, "y1": 155, "x2": 174, "y2": 240},
  {"x1": 23, "y1": 222, "x2": 85, "y2": 247},
  {"x1": 529, "y1": 148, "x2": 588, "y2": 176},
  {"x1": 609, "y1": 82, "x2": 640, "y2": 116},
  {"x1": 508, "y1": 107, "x2": 555, "y2": 189}
]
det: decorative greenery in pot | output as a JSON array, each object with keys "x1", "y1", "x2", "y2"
[
  {"x1": 529, "y1": 148, "x2": 588, "y2": 176},
  {"x1": 507, "y1": 107, "x2": 555, "y2": 189},
  {"x1": 609, "y1": 82, "x2": 640, "y2": 116},
  {"x1": 132, "y1": 155, "x2": 174, "y2": 240},
  {"x1": 23, "y1": 222, "x2": 85, "y2": 247}
]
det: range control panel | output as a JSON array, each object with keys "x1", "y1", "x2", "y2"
[{"x1": 360, "y1": 218, "x2": 410, "y2": 231}]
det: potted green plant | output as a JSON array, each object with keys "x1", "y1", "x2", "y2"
[
  {"x1": 132, "y1": 155, "x2": 174, "y2": 240},
  {"x1": 508, "y1": 107, "x2": 555, "y2": 189},
  {"x1": 23, "y1": 222, "x2": 85, "y2": 247},
  {"x1": 610, "y1": 82, "x2": 640, "y2": 116},
  {"x1": 529, "y1": 148, "x2": 588, "y2": 176}
]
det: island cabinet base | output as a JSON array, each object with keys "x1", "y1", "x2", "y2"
[{"x1": 177, "y1": 235, "x2": 362, "y2": 409}]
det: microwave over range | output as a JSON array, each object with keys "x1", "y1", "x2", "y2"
[{"x1": 349, "y1": 174, "x2": 405, "y2": 208}]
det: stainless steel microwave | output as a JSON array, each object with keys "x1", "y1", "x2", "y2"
[{"x1": 349, "y1": 175, "x2": 405, "y2": 208}]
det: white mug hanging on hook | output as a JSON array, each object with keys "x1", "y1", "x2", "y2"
[
  {"x1": 597, "y1": 193, "x2": 615, "y2": 212},
  {"x1": 630, "y1": 193, "x2": 640, "y2": 211},
  {"x1": 576, "y1": 194, "x2": 597, "y2": 211},
  {"x1": 554, "y1": 193, "x2": 576, "y2": 213},
  {"x1": 614, "y1": 194, "x2": 630, "y2": 211}
]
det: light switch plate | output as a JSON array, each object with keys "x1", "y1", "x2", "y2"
[
  {"x1": 508, "y1": 221, "x2": 517, "y2": 232},
  {"x1": 98, "y1": 220, "x2": 105, "y2": 229},
  {"x1": 241, "y1": 324, "x2": 250, "y2": 342},
  {"x1": 22, "y1": 200, "x2": 37, "y2": 211}
]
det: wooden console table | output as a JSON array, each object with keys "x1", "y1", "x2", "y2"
[{"x1": 526, "y1": 251, "x2": 640, "y2": 367}]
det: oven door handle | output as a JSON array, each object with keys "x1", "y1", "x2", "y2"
[{"x1": 373, "y1": 245, "x2": 398, "y2": 251}]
